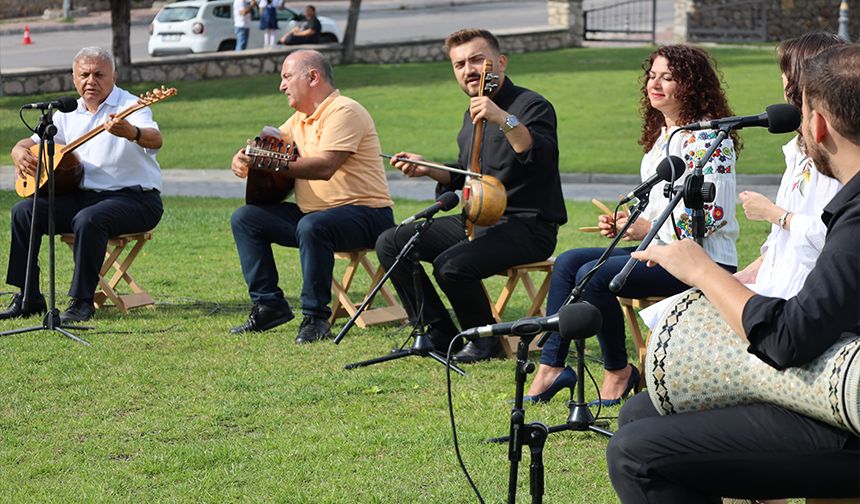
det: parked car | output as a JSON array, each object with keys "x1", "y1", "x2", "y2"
[{"x1": 147, "y1": 0, "x2": 341, "y2": 56}]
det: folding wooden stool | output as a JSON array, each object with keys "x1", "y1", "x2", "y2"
[
  {"x1": 329, "y1": 249, "x2": 407, "y2": 328},
  {"x1": 617, "y1": 295, "x2": 666, "y2": 389},
  {"x1": 481, "y1": 258, "x2": 555, "y2": 357},
  {"x1": 60, "y1": 231, "x2": 156, "y2": 312}
]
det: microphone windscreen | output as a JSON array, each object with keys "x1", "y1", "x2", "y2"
[
  {"x1": 56, "y1": 96, "x2": 78, "y2": 113},
  {"x1": 765, "y1": 103, "x2": 801, "y2": 134},
  {"x1": 557, "y1": 302, "x2": 602, "y2": 340},
  {"x1": 437, "y1": 191, "x2": 459, "y2": 211},
  {"x1": 656, "y1": 155, "x2": 686, "y2": 182}
]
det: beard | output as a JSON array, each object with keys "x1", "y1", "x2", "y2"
[{"x1": 807, "y1": 139, "x2": 835, "y2": 179}]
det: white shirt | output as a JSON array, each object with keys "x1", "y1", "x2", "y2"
[
  {"x1": 32, "y1": 86, "x2": 162, "y2": 192},
  {"x1": 640, "y1": 127, "x2": 739, "y2": 267},
  {"x1": 641, "y1": 135, "x2": 841, "y2": 329},
  {"x1": 233, "y1": 0, "x2": 251, "y2": 28},
  {"x1": 749, "y1": 135, "x2": 841, "y2": 298}
]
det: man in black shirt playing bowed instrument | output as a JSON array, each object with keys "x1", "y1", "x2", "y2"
[{"x1": 376, "y1": 28, "x2": 566, "y2": 363}]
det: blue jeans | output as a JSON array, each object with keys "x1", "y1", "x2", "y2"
[
  {"x1": 539, "y1": 247, "x2": 704, "y2": 370},
  {"x1": 231, "y1": 203, "x2": 394, "y2": 319},
  {"x1": 234, "y1": 27, "x2": 250, "y2": 50}
]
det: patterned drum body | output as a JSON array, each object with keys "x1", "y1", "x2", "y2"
[{"x1": 646, "y1": 289, "x2": 860, "y2": 435}]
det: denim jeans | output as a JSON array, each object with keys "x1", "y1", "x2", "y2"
[
  {"x1": 234, "y1": 27, "x2": 250, "y2": 50},
  {"x1": 539, "y1": 247, "x2": 700, "y2": 370},
  {"x1": 231, "y1": 202, "x2": 394, "y2": 319}
]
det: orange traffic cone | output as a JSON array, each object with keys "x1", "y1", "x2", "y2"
[{"x1": 22, "y1": 25, "x2": 33, "y2": 45}]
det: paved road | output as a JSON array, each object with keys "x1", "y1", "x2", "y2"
[
  {"x1": 0, "y1": 1, "x2": 549, "y2": 71},
  {"x1": 0, "y1": 166, "x2": 780, "y2": 202}
]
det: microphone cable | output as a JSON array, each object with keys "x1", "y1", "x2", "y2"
[{"x1": 445, "y1": 335, "x2": 485, "y2": 504}]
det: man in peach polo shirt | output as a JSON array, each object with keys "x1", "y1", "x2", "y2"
[{"x1": 229, "y1": 50, "x2": 394, "y2": 343}]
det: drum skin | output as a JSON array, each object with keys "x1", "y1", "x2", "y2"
[{"x1": 646, "y1": 289, "x2": 860, "y2": 435}]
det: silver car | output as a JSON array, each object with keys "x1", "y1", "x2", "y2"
[{"x1": 148, "y1": 0, "x2": 341, "y2": 56}]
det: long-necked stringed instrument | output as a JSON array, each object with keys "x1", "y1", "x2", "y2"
[
  {"x1": 463, "y1": 60, "x2": 507, "y2": 239},
  {"x1": 244, "y1": 127, "x2": 299, "y2": 205},
  {"x1": 15, "y1": 86, "x2": 178, "y2": 198}
]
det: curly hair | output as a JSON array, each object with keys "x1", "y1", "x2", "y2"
[{"x1": 639, "y1": 45, "x2": 740, "y2": 153}]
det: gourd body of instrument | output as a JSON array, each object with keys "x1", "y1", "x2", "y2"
[
  {"x1": 647, "y1": 289, "x2": 860, "y2": 435},
  {"x1": 463, "y1": 60, "x2": 506, "y2": 236},
  {"x1": 15, "y1": 86, "x2": 177, "y2": 198},
  {"x1": 244, "y1": 132, "x2": 299, "y2": 205}
]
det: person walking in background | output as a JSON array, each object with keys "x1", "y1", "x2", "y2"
[
  {"x1": 233, "y1": 0, "x2": 256, "y2": 51},
  {"x1": 259, "y1": 0, "x2": 282, "y2": 49}
]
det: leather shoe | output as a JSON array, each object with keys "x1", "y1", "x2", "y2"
[
  {"x1": 588, "y1": 364, "x2": 641, "y2": 408},
  {"x1": 60, "y1": 298, "x2": 95, "y2": 323},
  {"x1": 428, "y1": 323, "x2": 462, "y2": 355},
  {"x1": 295, "y1": 316, "x2": 332, "y2": 344},
  {"x1": 230, "y1": 303, "x2": 294, "y2": 334},
  {"x1": 453, "y1": 336, "x2": 506, "y2": 363},
  {"x1": 0, "y1": 292, "x2": 47, "y2": 320}
]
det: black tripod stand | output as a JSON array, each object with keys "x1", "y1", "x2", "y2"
[
  {"x1": 339, "y1": 218, "x2": 465, "y2": 376},
  {"x1": 1, "y1": 106, "x2": 90, "y2": 345}
]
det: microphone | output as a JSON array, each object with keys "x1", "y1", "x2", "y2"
[
  {"x1": 21, "y1": 96, "x2": 78, "y2": 113},
  {"x1": 557, "y1": 302, "x2": 602, "y2": 341},
  {"x1": 458, "y1": 313, "x2": 559, "y2": 340},
  {"x1": 400, "y1": 191, "x2": 459, "y2": 225},
  {"x1": 681, "y1": 103, "x2": 800, "y2": 134},
  {"x1": 619, "y1": 155, "x2": 686, "y2": 205}
]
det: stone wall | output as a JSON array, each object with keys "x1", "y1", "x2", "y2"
[
  {"x1": 1, "y1": 27, "x2": 576, "y2": 95},
  {"x1": 2, "y1": 0, "x2": 149, "y2": 20},
  {"x1": 674, "y1": 0, "x2": 859, "y2": 42}
]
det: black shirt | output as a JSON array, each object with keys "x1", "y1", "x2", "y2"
[
  {"x1": 437, "y1": 77, "x2": 567, "y2": 225},
  {"x1": 742, "y1": 170, "x2": 860, "y2": 369}
]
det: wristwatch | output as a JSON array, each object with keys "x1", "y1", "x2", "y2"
[
  {"x1": 500, "y1": 114, "x2": 520, "y2": 134},
  {"x1": 778, "y1": 211, "x2": 791, "y2": 229},
  {"x1": 132, "y1": 126, "x2": 142, "y2": 144}
]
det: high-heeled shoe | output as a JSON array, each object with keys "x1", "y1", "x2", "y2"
[
  {"x1": 521, "y1": 366, "x2": 577, "y2": 404},
  {"x1": 587, "y1": 364, "x2": 640, "y2": 408}
]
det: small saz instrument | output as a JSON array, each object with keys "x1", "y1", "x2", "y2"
[
  {"x1": 244, "y1": 127, "x2": 299, "y2": 205},
  {"x1": 16, "y1": 86, "x2": 178, "y2": 198},
  {"x1": 463, "y1": 59, "x2": 507, "y2": 238}
]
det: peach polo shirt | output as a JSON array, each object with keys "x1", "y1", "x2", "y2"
[{"x1": 279, "y1": 90, "x2": 393, "y2": 213}]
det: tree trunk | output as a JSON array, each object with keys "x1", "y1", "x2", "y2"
[
  {"x1": 342, "y1": 0, "x2": 361, "y2": 64},
  {"x1": 110, "y1": 0, "x2": 132, "y2": 81}
]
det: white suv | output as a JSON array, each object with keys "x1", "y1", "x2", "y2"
[{"x1": 148, "y1": 0, "x2": 342, "y2": 56}]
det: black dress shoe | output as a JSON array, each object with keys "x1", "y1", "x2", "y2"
[
  {"x1": 453, "y1": 336, "x2": 506, "y2": 363},
  {"x1": 60, "y1": 298, "x2": 95, "y2": 323},
  {"x1": 230, "y1": 303, "x2": 294, "y2": 334},
  {"x1": 0, "y1": 292, "x2": 47, "y2": 320},
  {"x1": 295, "y1": 316, "x2": 332, "y2": 344},
  {"x1": 427, "y1": 324, "x2": 462, "y2": 355}
]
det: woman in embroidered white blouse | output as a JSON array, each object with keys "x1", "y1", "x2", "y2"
[{"x1": 526, "y1": 45, "x2": 741, "y2": 405}]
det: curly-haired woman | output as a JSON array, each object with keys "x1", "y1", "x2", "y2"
[{"x1": 525, "y1": 45, "x2": 740, "y2": 405}]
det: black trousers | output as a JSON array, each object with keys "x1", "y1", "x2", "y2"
[
  {"x1": 607, "y1": 392, "x2": 860, "y2": 503},
  {"x1": 374, "y1": 214, "x2": 557, "y2": 333},
  {"x1": 6, "y1": 187, "x2": 163, "y2": 301}
]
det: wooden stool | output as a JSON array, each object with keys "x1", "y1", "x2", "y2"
[
  {"x1": 60, "y1": 231, "x2": 155, "y2": 312},
  {"x1": 618, "y1": 296, "x2": 665, "y2": 388},
  {"x1": 617, "y1": 296, "x2": 666, "y2": 389},
  {"x1": 482, "y1": 258, "x2": 555, "y2": 357},
  {"x1": 329, "y1": 250, "x2": 407, "y2": 328}
]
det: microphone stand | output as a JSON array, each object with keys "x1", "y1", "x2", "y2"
[
  {"x1": 341, "y1": 218, "x2": 466, "y2": 376},
  {"x1": 487, "y1": 196, "x2": 651, "y2": 470},
  {"x1": 1, "y1": 106, "x2": 91, "y2": 344}
]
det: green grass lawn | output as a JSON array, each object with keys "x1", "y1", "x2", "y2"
[
  {"x1": 0, "y1": 190, "x2": 772, "y2": 502},
  {"x1": 0, "y1": 46, "x2": 792, "y2": 174}
]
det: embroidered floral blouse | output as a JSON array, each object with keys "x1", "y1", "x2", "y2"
[
  {"x1": 640, "y1": 126, "x2": 739, "y2": 267},
  {"x1": 751, "y1": 136, "x2": 842, "y2": 298}
]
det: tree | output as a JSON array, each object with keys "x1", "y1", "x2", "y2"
[
  {"x1": 110, "y1": 0, "x2": 132, "y2": 81},
  {"x1": 342, "y1": 0, "x2": 362, "y2": 64}
]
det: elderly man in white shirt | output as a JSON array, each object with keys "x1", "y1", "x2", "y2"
[{"x1": 5, "y1": 46, "x2": 164, "y2": 323}]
